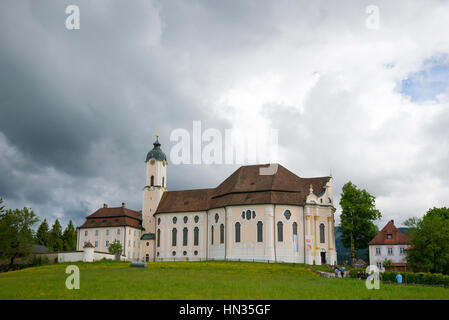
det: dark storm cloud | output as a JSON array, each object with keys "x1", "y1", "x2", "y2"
[{"x1": 0, "y1": 0, "x2": 231, "y2": 224}]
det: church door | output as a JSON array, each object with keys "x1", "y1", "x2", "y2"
[{"x1": 320, "y1": 252, "x2": 326, "y2": 264}]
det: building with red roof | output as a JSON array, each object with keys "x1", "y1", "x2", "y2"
[{"x1": 368, "y1": 220, "x2": 411, "y2": 271}]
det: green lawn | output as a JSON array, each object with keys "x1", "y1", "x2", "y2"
[{"x1": 0, "y1": 260, "x2": 448, "y2": 299}]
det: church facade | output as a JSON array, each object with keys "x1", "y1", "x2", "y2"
[{"x1": 77, "y1": 136, "x2": 337, "y2": 265}]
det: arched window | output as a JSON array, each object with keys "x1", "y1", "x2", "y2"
[
  {"x1": 257, "y1": 221, "x2": 263, "y2": 242},
  {"x1": 215, "y1": 213, "x2": 219, "y2": 223},
  {"x1": 172, "y1": 228, "x2": 177, "y2": 246},
  {"x1": 320, "y1": 223, "x2": 325, "y2": 243},
  {"x1": 293, "y1": 222, "x2": 298, "y2": 236},
  {"x1": 194, "y1": 227, "x2": 199, "y2": 246},
  {"x1": 162, "y1": 177, "x2": 165, "y2": 187},
  {"x1": 235, "y1": 222, "x2": 241, "y2": 243},
  {"x1": 157, "y1": 229, "x2": 160, "y2": 247},
  {"x1": 220, "y1": 224, "x2": 224, "y2": 244},
  {"x1": 145, "y1": 253, "x2": 149, "y2": 262},
  {"x1": 183, "y1": 227, "x2": 188, "y2": 246},
  {"x1": 277, "y1": 221, "x2": 283, "y2": 242},
  {"x1": 246, "y1": 210, "x2": 251, "y2": 220},
  {"x1": 150, "y1": 175, "x2": 154, "y2": 186},
  {"x1": 211, "y1": 225, "x2": 214, "y2": 244}
]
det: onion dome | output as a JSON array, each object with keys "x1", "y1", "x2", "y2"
[{"x1": 145, "y1": 136, "x2": 167, "y2": 162}]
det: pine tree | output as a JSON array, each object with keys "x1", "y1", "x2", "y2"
[
  {"x1": 62, "y1": 220, "x2": 77, "y2": 250},
  {"x1": 0, "y1": 198, "x2": 4, "y2": 214},
  {"x1": 35, "y1": 219, "x2": 50, "y2": 247},
  {"x1": 49, "y1": 219, "x2": 64, "y2": 251}
]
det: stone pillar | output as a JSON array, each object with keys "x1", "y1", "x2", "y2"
[
  {"x1": 327, "y1": 216, "x2": 333, "y2": 249},
  {"x1": 226, "y1": 207, "x2": 232, "y2": 260},
  {"x1": 265, "y1": 205, "x2": 275, "y2": 261},
  {"x1": 314, "y1": 215, "x2": 320, "y2": 264},
  {"x1": 305, "y1": 208, "x2": 313, "y2": 265}
]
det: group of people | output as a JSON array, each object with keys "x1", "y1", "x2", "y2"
[{"x1": 334, "y1": 266, "x2": 345, "y2": 278}]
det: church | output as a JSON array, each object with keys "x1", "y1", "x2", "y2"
[{"x1": 77, "y1": 136, "x2": 337, "y2": 265}]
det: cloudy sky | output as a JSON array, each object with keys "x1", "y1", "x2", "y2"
[{"x1": 1, "y1": 0, "x2": 449, "y2": 229}]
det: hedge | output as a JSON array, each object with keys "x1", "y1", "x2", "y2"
[
  {"x1": 381, "y1": 271, "x2": 449, "y2": 287},
  {"x1": 350, "y1": 269, "x2": 449, "y2": 287}
]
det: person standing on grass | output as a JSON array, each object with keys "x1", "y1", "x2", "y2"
[
  {"x1": 335, "y1": 267, "x2": 339, "y2": 278},
  {"x1": 340, "y1": 266, "x2": 345, "y2": 278},
  {"x1": 396, "y1": 273, "x2": 402, "y2": 284}
]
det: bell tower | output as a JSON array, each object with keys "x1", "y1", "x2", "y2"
[{"x1": 142, "y1": 134, "x2": 167, "y2": 234}]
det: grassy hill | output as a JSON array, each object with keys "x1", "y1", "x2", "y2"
[{"x1": 0, "y1": 260, "x2": 447, "y2": 300}]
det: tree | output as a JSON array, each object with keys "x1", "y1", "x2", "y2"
[
  {"x1": 62, "y1": 220, "x2": 77, "y2": 251},
  {"x1": 406, "y1": 207, "x2": 449, "y2": 274},
  {"x1": 0, "y1": 207, "x2": 39, "y2": 269},
  {"x1": 49, "y1": 219, "x2": 64, "y2": 251},
  {"x1": 0, "y1": 198, "x2": 4, "y2": 214},
  {"x1": 383, "y1": 258, "x2": 393, "y2": 271},
  {"x1": 108, "y1": 240, "x2": 123, "y2": 257},
  {"x1": 35, "y1": 219, "x2": 50, "y2": 247},
  {"x1": 339, "y1": 181, "x2": 381, "y2": 265}
]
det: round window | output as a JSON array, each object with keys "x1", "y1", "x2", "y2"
[
  {"x1": 172, "y1": 251, "x2": 176, "y2": 256},
  {"x1": 194, "y1": 216, "x2": 199, "y2": 223},
  {"x1": 183, "y1": 216, "x2": 188, "y2": 223},
  {"x1": 194, "y1": 250, "x2": 198, "y2": 256},
  {"x1": 173, "y1": 217, "x2": 177, "y2": 224},
  {"x1": 146, "y1": 242, "x2": 149, "y2": 247},
  {"x1": 183, "y1": 251, "x2": 187, "y2": 256}
]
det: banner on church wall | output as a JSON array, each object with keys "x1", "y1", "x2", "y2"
[{"x1": 305, "y1": 235, "x2": 313, "y2": 251}]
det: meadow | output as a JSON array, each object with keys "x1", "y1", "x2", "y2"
[{"x1": 0, "y1": 260, "x2": 448, "y2": 300}]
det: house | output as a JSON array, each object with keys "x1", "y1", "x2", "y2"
[{"x1": 368, "y1": 220, "x2": 410, "y2": 272}]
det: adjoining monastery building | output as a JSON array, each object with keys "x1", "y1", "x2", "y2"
[{"x1": 77, "y1": 136, "x2": 337, "y2": 265}]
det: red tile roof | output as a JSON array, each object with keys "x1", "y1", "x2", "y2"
[
  {"x1": 79, "y1": 206, "x2": 142, "y2": 229},
  {"x1": 155, "y1": 164, "x2": 331, "y2": 214},
  {"x1": 368, "y1": 220, "x2": 410, "y2": 245}
]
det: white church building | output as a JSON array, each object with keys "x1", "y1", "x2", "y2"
[{"x1": 77, "y1": 136, "x2": 337, "y2": 265}]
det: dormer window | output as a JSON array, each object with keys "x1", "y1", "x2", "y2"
[{"x1": 387, "y1": 234, "x2": 392, "y2": 239}]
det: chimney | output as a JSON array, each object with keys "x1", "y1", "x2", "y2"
[
  {"x1": 103, "y1": 203, "x2": 108, "y2": 208},
  {"x1": 122, "y1": 202, "x2": 125, "y2": 208}
]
